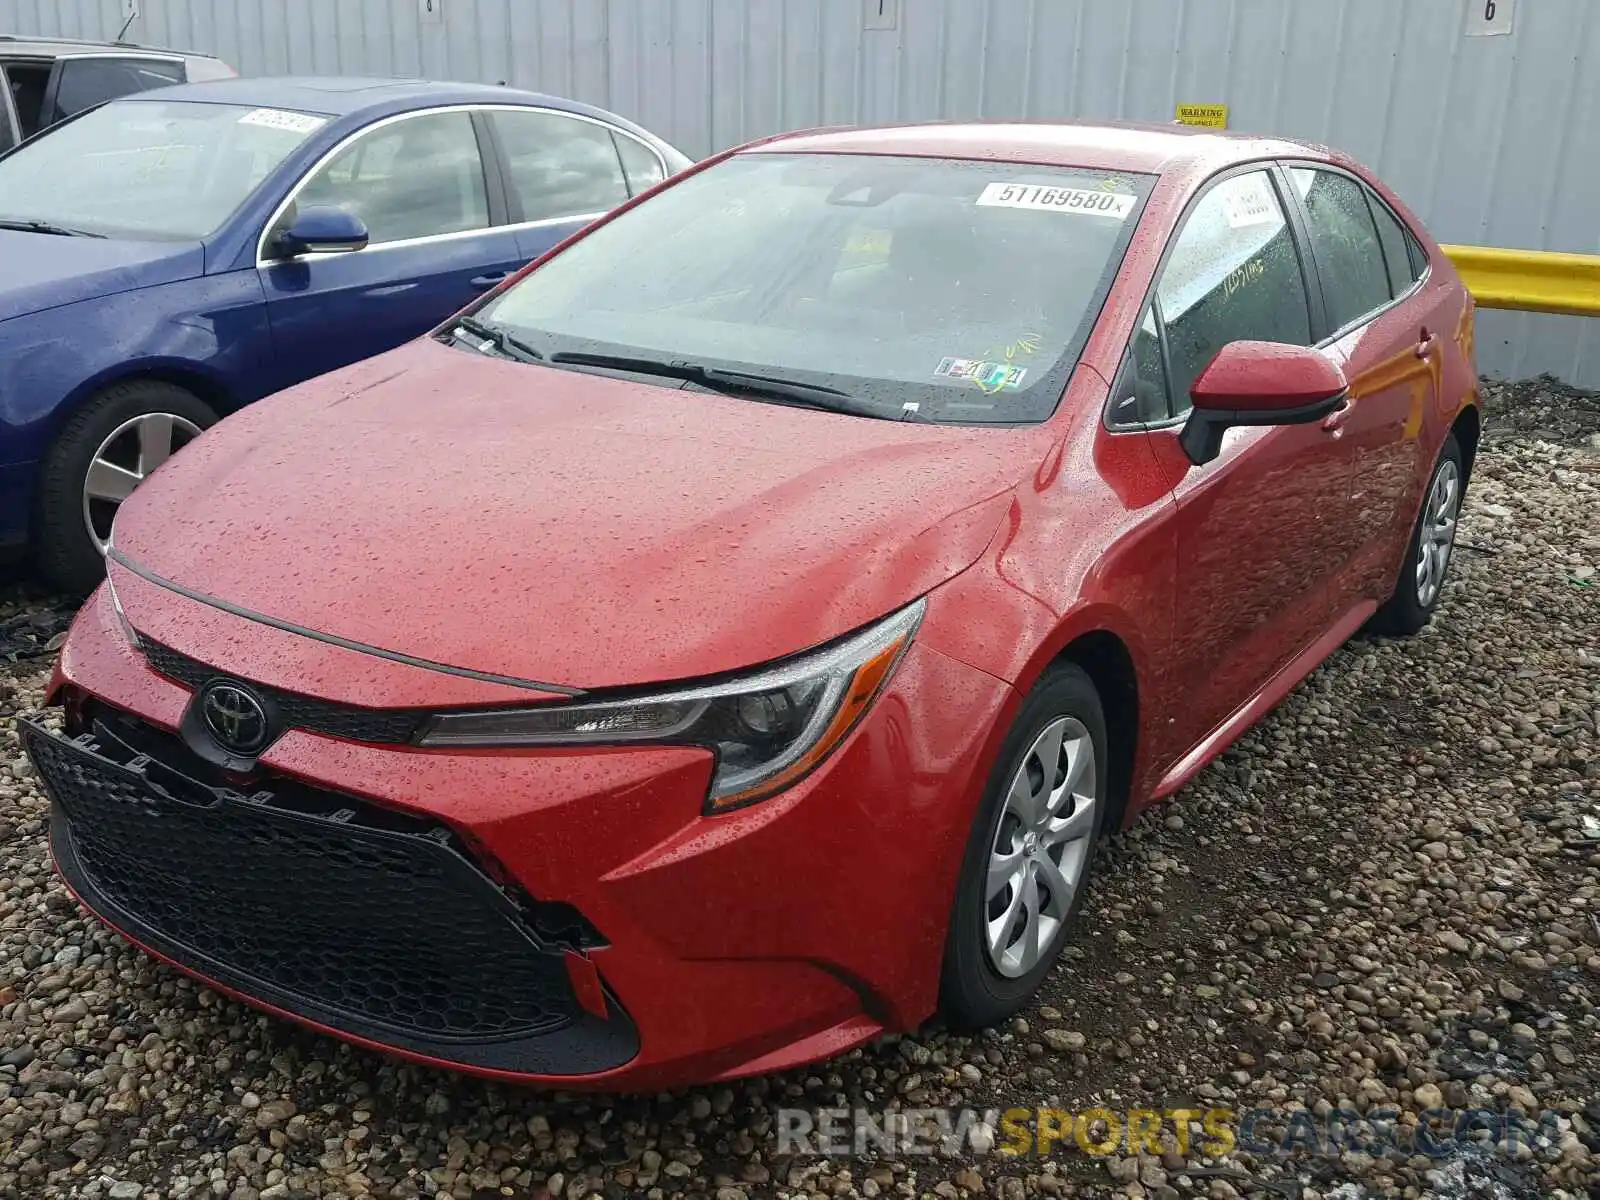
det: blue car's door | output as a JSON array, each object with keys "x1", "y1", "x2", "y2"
[
  {"x1": 482, "y1": 107, "x2": 668, "y2": 264},
  {"x1": 256, "y1": 108, "x2": 525, "y2": 394}
]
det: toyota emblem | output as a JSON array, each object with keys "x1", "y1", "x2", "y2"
[{"x1": 198, "y1": 681, "x2": 271, "y2": 755}]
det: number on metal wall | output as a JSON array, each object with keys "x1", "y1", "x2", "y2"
[
  {"x1": 863, "y1": 0, "x2": 898, "y2": 31},
  {"x1": 1464, "y1": 0, "x2": 1514, "y2": 36}
]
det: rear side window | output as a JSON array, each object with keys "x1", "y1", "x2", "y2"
[
  {"x1": 1405, "y1": 227, "x2": 1428, "y2": 279},
  {"x1": 490, "y1": 109, "x2": 630, "y2": 222},
  {"x1": 1362, "y1": 190, "x2": 1425, "y2": 298},
  {"x1": 52, "y1": 57, "x2": 183, "y2": 122},
  {"x1": 1155, "y1": 169, "x2": 1313, "y2": 416},
  {"x1": 1288, "y1": 167, "x2": 1391, "y2": 332}
]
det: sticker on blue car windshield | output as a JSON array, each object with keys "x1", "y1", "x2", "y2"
[
  {"x1": 936, "y1": 358, "x2": 1027, "y2": 391},
  {"x1": 237, "y1": 108, "x2": 328, "y2": 135}
]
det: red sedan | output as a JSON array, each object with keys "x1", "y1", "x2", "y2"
[{"x1": 25, "y1": 120, "x2": 1478, "y2": 1091}]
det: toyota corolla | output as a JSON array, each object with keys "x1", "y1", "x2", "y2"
[{"x1": 24, "y1": 120, "x2": 1479, "y2": 1091}]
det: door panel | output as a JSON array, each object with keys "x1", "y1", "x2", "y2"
[
  {"x1": 258, "y1": 108, "x2": 525, "y2": 394},
  {"x1": 1154, "y1": 419, "x2": 1354, "y2": 760},
  {"x1": 513, "y1": 217, "x2": 593, "y2": 264},
  {"x1": 1144, "y1": 168, "x2": 1356, "y2": 760},
  {"x1": 257, "y1": 234, "x2": 525, "y2": 394}
]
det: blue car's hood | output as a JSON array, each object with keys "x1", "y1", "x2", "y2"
[{"x1": 0, "y1": 230, "x2": 205, "y2": 323}]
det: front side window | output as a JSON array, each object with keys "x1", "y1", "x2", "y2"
[
  {"x1": 1288, "y1": 167, "x2": 1391, "y2": 332},
  {"x1": 490, "y1": 110, "x2": 630, "y2": 221},
  {"x1": 53, "y1": 57, "x2": 184, "y2": 122},
  {"x1": 478, "y1": 152, "x2": 1154, "y2": 425},
  {"x1": 0, "y1": 98, "x2": 325, "y2": 240},
  {"x1": 294, "y1": 110, "x2": 489, "y2": 245},
  {"x1": 1156, "y1": 169, "x2": 1312, "y2": 414}
]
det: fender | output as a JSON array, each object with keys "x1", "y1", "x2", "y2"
[{"x1": 0, "y1": 270, "x2": 268, "y2": 464}]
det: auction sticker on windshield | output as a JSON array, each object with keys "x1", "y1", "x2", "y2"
[
  {"x1": 976, "y1": 182, "x2": 1135, "y2": 219},
  {"x1": 237, "y1": 108, "x2": 327, "y2": 135}
]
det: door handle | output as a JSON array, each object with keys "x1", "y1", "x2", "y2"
[
  {"x1": 1322, "y1": 398, "x2": 1354, "y2": 433},
  {"x1": 470, "y1": 271, "x2": 513, "y2": 290},
  {"x1": 1414, "y1": 332, "x2": 1437, "y2": 359}
]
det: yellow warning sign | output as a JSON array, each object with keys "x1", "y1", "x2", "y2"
[{"x1": 1175, "y1": 103, "x2": 1228, "y2": 128}]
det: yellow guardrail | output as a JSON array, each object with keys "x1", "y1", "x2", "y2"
[{"x1": 1441, "y1": 245, "x2": 1600, "y2": 318}]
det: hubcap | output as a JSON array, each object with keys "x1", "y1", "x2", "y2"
[
  {"x1": 1414, "y1": 458, "x2": 1461, "y2": 609},
  {"x1": 82, "y1": 413, "x2": 202, "y2": 555},
  {"x1": 984, "y1": 716, "x2": 1099, "y2": 979}
]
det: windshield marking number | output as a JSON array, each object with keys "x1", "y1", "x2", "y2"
[
  {"x1": 976, "y1": 182, "x2": 1135, "y2": 219},
  {"x1": 237, "y1": 108, "x2": 328, "y2": 135}
]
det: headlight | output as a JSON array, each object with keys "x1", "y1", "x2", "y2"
[{"x1": 418, "y1": 599, "x2": 925, "y2": 811}]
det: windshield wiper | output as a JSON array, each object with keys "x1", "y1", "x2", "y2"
[
  {"x1": 0, "y1": 218, "x2": 107, "y2": 239},
  {"x1": 548, "y1": 351, "x2": 907, "y2": 420},
  {"x1": 448, "y1": 315, "x2": 545, "y2": 364}
]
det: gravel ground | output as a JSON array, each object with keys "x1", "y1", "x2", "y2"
[{"x1": 1, "y1": 377, "x2": 1597, "y2": 1200}]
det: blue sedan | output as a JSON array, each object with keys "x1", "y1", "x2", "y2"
[{"x1": 0, "y1": 76, "x2": 692, "y2": 591}]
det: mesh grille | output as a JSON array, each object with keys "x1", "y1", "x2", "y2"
[
  {"x1": 140, "y1": 639, "x2": 426, "y2": 745},
  {"x1": 24, "y1": 716, "x2": 580, "y2": 1042}
]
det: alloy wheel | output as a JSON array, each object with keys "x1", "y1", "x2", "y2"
[
  {"x1": 984, "y1": 716, "x2": 1099, "y2": 979},
  {"x1": 1415, "y1": 458, "x2": 1461, "y2": 609},
  {"x1": 81, "y1": 412, "x2": 202, "y2": 555}
]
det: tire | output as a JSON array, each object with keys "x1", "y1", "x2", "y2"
[
  {"x1": 1368, "y1": 432, "x2": 1465, "y2": 637},
  {"x1": 34, "y1": 381, "x2": 216, "y2": 595},
  {"x1": 939, "y1": 662, "x2": 1109, "y2": 1030}
]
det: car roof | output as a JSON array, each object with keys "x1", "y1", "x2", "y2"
[
  {"x1": 751, "y1": 119, "x2": 1337, "y2": 183},
  {"x1": 124, "y1": 75, "x2": 607, "y2": 120},
  {"x1": 0, "y1": 33, "x2": 219, "y2": 62}
]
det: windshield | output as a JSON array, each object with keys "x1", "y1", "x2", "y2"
[
  {"x1": 0, "y1": 99, "x2": 327, "y2": 240},
  {"x1": 478, "y1": 152, "x2": 1153, "y2": 424}
]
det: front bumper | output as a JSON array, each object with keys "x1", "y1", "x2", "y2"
[{"x1": 32, "y1": 583, "x2": 1015, "y2": 1090}]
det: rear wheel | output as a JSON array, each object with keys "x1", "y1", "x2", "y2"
[
  {"x1": 1369, "y1": 432, "x2": 1465, "y2": 637},
  {"x1": 939, "y1": 663, "x2": 1107, "y2": 1030},
  {"x1": 35, "y1": 381, "x2": 215, "y2": 595}
]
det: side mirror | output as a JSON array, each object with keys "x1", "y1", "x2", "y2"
[
  {"x1": 269, "y1": 205, "x2": 369, "y2": 259},
  {"x1": 1178, "y1": 340, "x2": 1349, "y2": 466}
]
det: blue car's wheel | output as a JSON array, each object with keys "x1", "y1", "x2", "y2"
[{"x1": 35, "y1": 380, "x2": 217, "y2": 595}]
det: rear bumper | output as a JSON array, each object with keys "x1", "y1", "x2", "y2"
[{"x1": 36, "y1": 584, "x2": 1014, "y2": 1090}]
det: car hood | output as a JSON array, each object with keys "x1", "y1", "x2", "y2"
[
  {"x1": 113, "y1": 340, "x2": 1038, "y2": 691},
  {"x1": 0, "y1": 230, "x2": 204, "y2": 323}
]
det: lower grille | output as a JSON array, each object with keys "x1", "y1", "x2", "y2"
[{"x1": 22, "y1": 713, "x2": 638, "y2": 1075}]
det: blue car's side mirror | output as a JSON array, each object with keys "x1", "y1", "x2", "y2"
[{"x1": 270, "y1": 205, "x2": 370, "y2": 259}]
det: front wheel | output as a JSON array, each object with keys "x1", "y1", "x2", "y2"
[
  {"x1": 939, "y1": 662, "x2": 1108, "y2": 1030},
  {"x1": 34, "y1": 380, "x2": 216, "y2": 595},
  {"x1": 1369, "y1": 432, "x2": 1465, "y2": 637}
]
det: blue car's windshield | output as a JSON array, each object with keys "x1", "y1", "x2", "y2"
[
  {"x1": 478, "y1": 152, "x2": 1154, "y2": 425},
  {"x1": 0, "y1": 98, "x2": 327, "y2": 241}
]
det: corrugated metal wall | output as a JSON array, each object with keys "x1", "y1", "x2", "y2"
[{"x1": 4, "y1": 0, "x2": 1597, "y2": 384}]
